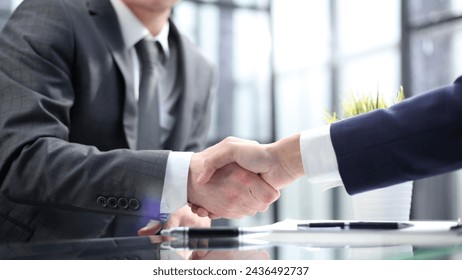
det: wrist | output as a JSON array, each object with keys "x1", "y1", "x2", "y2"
[
  {"x1": 187, "y1": 153, "x2": 202, "y2": 203},
  {"x1": 271, "y1": 133, "x2": 304, "y2": 181}
]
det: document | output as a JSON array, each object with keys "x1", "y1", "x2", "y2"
[{"x1": 241, "y1": 219, "x2": 462, "y2": 247}]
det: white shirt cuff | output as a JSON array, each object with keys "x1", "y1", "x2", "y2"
[
  {"x1": 160, "y1": 151, "x2": 193, "y2": 214},
  {"x1": 300, "y1": 125, "x2": 343, "y2": 190}
]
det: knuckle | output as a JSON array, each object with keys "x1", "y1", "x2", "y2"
[
  {"x1": 226, "y1": 191, "x2": 241, "y2": 203},
  {"x1": 234, "y1": 168, "x2": 252, "y2": 185},
  {"x1": 271, "y1": 190, "x2": 281, "y2": 201},
  {"x1": 263, "y1": 188, "x2": 280, "y2": 203},
  {"x1": 225, "y1": 211, "x2": 239, "y2": 219},
  {"x1": 224, "y1": 136, "x2": 236, "y2": 143},
  {"x1": 261, "y1": 192, "x2": 276, "y2": 204},
  {"x1": 258, "y1": 204, "x2": 269, "y2": 212}
]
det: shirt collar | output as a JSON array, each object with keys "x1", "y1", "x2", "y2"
[{"x1": 110, "y1": 0, "x2": 170, "y2": 58}]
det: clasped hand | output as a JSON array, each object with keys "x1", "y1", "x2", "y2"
[{"x1": 188, "y1": 135, "x2": 304, "y2": 219}]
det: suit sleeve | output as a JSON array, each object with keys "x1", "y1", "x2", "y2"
[
  {"x1": 331, "y1": 76, "x2": 462, "y2": 195},
  {"x1": 0, "y1": 0, "x2": 168, "y2": 220},
  {"x1": 185, "y1": 62, "x2": 217, "y2": 152}
]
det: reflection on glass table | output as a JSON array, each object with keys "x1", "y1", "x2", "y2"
[{"x1": 0, "y1": 220, "x2": 461, "y2": 260}]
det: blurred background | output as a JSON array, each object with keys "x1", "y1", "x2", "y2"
[{"x1": 2, "y1": 0, "x2": 462, "y2": 227}]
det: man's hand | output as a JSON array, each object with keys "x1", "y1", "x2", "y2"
[
  {"x1": 164, "y1": 204, "x2": 211, "y2": 228},
  {"x1": 187, "y1": 148, "x2": 280, "y2": 219},
  {"x1": 137, "y1": 204, "x2": 211, "y2": 236},
  {"x1": 191, "y1": 135, "x2": 304, "y2": 218},
  {"x1": 197, "y1": 135, "x2": 304, "y2": 189}
]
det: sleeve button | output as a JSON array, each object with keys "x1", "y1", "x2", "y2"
[
  {"x1": 107, "y1": 197, "x2": 118, "y2": 208},
  {"x1": 96, "y1": 196, "x2": 107, "y2": 208},
  {"x1": 118, "y1": 198, "x2": 129, "y2": 209},
  {"x1": 128, "y1": 198, "x2": 140, "y2": 210}
]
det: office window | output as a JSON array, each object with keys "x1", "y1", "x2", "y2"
[
  {"x1": 403, "y1": 0, "x2": 462, "y2": 220},
  {"x1": 175, "y1": 1, "x2": 273, "y2": 143},
  {"x1": 174, "y1": 0, "x2": 275, "y2": 226},
  {"x1": 275, "y1": 0, "x2": 401, "y2": 223},
  {"x1": 337, "y1": 0, "x2": 401, "y2": 98},
  {"x1": 175, "y1": 0, "x2": 402, "y2": 227},
  {"x1": 272, "y1": 0, "x2": 333, "y2": 224},
  {"x1": 273, "y1": 0, "x2": 331, "y2": 137}
]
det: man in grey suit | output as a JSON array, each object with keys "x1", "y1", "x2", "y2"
[{"x1": 0, "y1": 0, "x2": 279, "y2": 242}]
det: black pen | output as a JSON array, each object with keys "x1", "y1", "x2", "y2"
[
  {"x1": 160, "y1": 227, "x2": 271, "y2": 239},
  {"x1": 297, "y1": 221, "x2": 412, "y2": 230}
]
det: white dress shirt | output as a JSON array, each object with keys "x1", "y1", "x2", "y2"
[
  {"x1": 110, "y1": 0, "x2": 190, "y2": 216},
  {"x1": 300, "y1": 125, "x2": 344, "y2": 189}
]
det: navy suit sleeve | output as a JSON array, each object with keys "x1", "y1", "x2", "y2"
[{"x1": 331, "y1": 76, "x2": 462, "y2": 195}]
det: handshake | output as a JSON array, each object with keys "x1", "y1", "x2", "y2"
[{"x1": 187, "y1": 134, "x2": 304, "y2": 219}]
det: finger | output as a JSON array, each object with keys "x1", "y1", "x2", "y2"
[
  {"x1": 198, "y1": 141, "x2": 255, "y2": 184},
  {"x1": 196, "y1": 167, "x2": 217, "y2": 185},
  {"x1": 190, "y1": 250, "x2": 209, "y2": 260},
  {"x1": 213, "y1": 203, "x2": 254, "y2": 219},
  {"x1": 196, "y1": 207, "x2": 210, "y2": 217},
  {"x1": 197, "y1": 145, "x2": 236, "y2": 184},
  {"x1": 189, "y1": 204, "x2": 199, "y2": 214},
  {"x1": 208, "y1": 213, "x2": 221, "y2": 219},
  {"x1": 249, "y1": 183, "x2": 280, "y2": 208},
  {"x1": 198, "y1": 140, "x2": 267, "y2": 185},
  {"x1": 238, "y1": 176, "x2": 280, "y2": 213},
  {"x1": 231, "y1": 197, "x2": 265, "y2": 218},
  {"x1": 232, "y1": 171, "x2": 273, "y2": 213},
  {"x1": 240, "y1": 198, "x2": 265, "y2": 216},
  {"x1": 137, "y1": 220, "x2": 163, "y2": 236}
]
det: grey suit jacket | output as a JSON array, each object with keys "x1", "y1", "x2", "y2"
[{"x1": 0, "y1": 0, "x2": 216, "y2": 242}]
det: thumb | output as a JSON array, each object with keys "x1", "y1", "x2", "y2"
[
  {"x1": 196, "y1": 164, "x2": 217, "y2": 185},
  {"x1": 196, "y1": 138, "x2": 263, "y2": 184},
  {"x1": 196, "y1": 144, "x2": 237, "y2": 184}
]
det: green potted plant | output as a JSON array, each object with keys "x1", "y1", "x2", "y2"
[
  {"x1": 326, "y1": 86, "x2": 413, "y2": 222},
  {"x1": 325, "y1": 86, "x2": 405, "y2": 123}
]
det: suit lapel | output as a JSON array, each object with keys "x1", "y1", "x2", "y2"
[
  {"x1": 84, "y1": 3, "x2": 194, "y2": 151},
  {"x1": 86, "y1": 0, "x2": 138, "y2": 150}
]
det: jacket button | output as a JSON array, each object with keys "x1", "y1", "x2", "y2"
[
  {"x1": 107, "y1": 197, "x2": 118, "y2": 208},
  {"x1": 128, "y1": 198, "x2": 140, "y2": 210},
  {"x1": 96, "y1": 196, "x2": 107, "y2": 208},
  {"x1": 118, "y1": 198, "x2": 129, "y2": 209}
]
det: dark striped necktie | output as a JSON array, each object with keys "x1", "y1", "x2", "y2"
[{"x1": 135, "y1": 38, "x2": 164, "y2": 150}]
